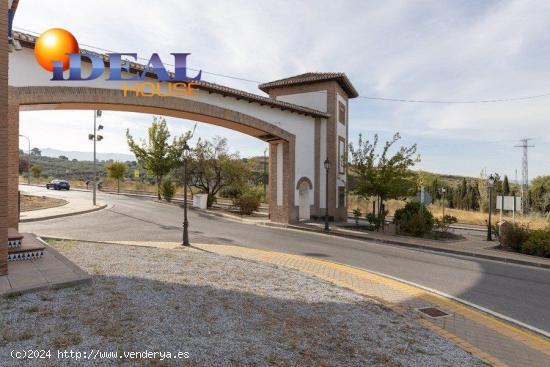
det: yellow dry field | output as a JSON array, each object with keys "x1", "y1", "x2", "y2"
[{"x1": 348, "y1": 195, "x2": 549, "y2": 229}]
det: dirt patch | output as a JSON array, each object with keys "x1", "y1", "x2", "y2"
[{"x1": 20, "y1": 194, "x2": 68, "y2": 212}]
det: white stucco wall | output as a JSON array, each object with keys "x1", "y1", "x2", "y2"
[
  {"x1": 9, "y1": 48, "x2": 319, "y2": 208},
  {"x1": 276, "y1": 91, "x2": 327, "y2": 112}
]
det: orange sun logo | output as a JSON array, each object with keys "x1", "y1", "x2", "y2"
[{"x1": 34, "y1": 28, "x2": 79, "y2": 72}]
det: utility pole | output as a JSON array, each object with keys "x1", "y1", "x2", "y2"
[
  {"x1": 89, "y1": 110, "x2": 103, "y2": 206},
  {"x1": 515, "y1": 138, "x2": 534, "y2": 214}
]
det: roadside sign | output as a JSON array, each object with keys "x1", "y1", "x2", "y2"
[
  {"x1": 416, "y1": 188, "x2": 432, "y2": 205},
  {"x1": 496, "y1": 196, "x2": 521, "y2": 211},
  {"x1": 496, "y1": 195, "x2": 522, "y2": 223},
  {"x1": 134, "y1": 169, "x2": 140, "y2": 178}
]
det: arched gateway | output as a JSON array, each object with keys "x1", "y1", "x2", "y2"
[{"x1": 0, "y1": 1, "x2": 357, "y2": 275}]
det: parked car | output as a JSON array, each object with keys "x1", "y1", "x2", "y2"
[{"x1": 46, "y1": 179, "x2": 70, "y2": 190}]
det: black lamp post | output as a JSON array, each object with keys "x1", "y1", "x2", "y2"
[
  {"x1": 440, "y1": 187, "x2": 446, "y2": 218},
  {"x1": 182, "y1": 143, "x2": 191, "y2": 246},
  {"x1": 324, "y1": 158, "x2": 330, "y2": 231},
  {"x1": 487, "y1": 174, "x2": 495, "y2": 241}
]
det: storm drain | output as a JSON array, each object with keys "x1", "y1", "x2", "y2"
[{"x1": 417, "y1": 307, "x2": 450, "y2": 319}]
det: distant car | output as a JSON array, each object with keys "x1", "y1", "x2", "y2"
[{"x1": 46, "y1": 179, "x2": 70, "y2": 190}]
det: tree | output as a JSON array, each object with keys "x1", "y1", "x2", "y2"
[
  {"x1": 126, "y1": 116, "x2": 192, "y2": 199},
  {"x1": 503, "y1": 175, "x2": 510, "y2": 196},
  {"x1": 31, "y1": 165, "x2": 42, "y2": 179},
  {"x1": 106, "y1": 161, "x2": 127, "y2": 194},
  {"x1": 349, "y1": 133, "x2": 419, "y2": 225},
  {"x1": 183, "y1": 136, "x2": 253, "y2": 208},
  {"x1": 31, "y1": 147, "x2": 41, "y2": 156},
  {"x1": 530, "y1": 176, "x2": 550, "y2": 213},
  {"x1": 59, "y1": 155, "x2": 69, "y2": 161},
  {"x1": 19, "y1": 158, "x2": 29, "y2": 175}
]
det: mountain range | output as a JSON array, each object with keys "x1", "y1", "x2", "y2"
[{"x1": 40, "y1": 148, "x2": 135, "y2": 162}]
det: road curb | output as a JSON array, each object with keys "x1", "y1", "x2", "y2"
[
  {"x1": 194, "y1": 208, "x2": 269, "y2": 224},
  {"x1": 20, "y1": 203, "x2": 108, "y2": 222},
  {"x1": 262, "y1": 222, "x2": 550, "y2": 270}
]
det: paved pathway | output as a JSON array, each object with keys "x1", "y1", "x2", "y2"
[
  {"x1": 194, "y1": 243, "x2": 550, "y2": 367},
  {"x1": 19, "y1": 186, "x2": 106, "y2": 222}
]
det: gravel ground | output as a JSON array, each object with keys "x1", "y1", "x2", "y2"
[{"x1": 0, "y1": 241, "x2": 484, "y2": 367}]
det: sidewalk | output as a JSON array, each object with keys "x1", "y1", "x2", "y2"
[
  {"x1": 266, "y1": 222, "x2": 550, "y2": 269},
  {"x1": 20, "y1": 196, "x2": 107, "y2": 222},
  {"x1": 0, "y1": 240, "x2": 91, "y2": 297},
  {"x1": 195, "y1": 243, "x2": 550, "y2": 367}
]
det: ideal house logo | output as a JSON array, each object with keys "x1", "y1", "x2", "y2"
[{"x1": 33, "y1": 28, "x2": 202, "y2": 97}]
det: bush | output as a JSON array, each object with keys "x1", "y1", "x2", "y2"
[
  {"x1": 521, "y1": 228, "x2": 550, "y2": 258},
  {"x1": 160, "y1": 178, "x2": 176, "y2": 202},
  {"x1": 220, "y1": 185, "x2": 243, "y2": 200},
  {"x1": 365, "y1": 212, "x2": 378, "y2": 226},
  {"x1": 498, "y1": 222, "x2": 530, "y2": 252},
  {"x1": 234, "y1": 188, "x2": 262, "y2": 215},
  {"x1": 394, "y1": 202, "x2": 434, "y2": 237},
  {"x1": 353, "y1": 208, "x2": 361, "y2": 225},
  {"x1": 434, "y1": 215, "x2": 458, "y2": 232}
]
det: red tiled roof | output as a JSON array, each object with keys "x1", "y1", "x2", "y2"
[{"x1": 259, "y1": 72, "x2": 359, "y2": 98}]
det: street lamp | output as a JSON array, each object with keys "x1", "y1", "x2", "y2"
[
  {"x1": 19, "y1": 134, "x2": 30, "y2": 185},
  {"x1": 440, "y1": 187, "x2": 446, "y2": 218},
  {"x1": 487, "y1": 174, "x2": 495, "y2": 241},
  {"x1": 89, "y1": 110, "x2": 103, "y2": 206},
  {"x1": 324, "y1": 158, "x2": 330, "y2": 231},
  {"x1": 182, "y1": 142, "x2": 191, "y2": 246}
]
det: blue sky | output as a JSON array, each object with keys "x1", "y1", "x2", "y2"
[{"x1": 14, "y1": 0, "x2": 550, "y2": 179}]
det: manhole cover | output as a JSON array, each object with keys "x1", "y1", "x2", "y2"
[{"x1": 417, "y1": 307, "x2": 449, "y2": 318}]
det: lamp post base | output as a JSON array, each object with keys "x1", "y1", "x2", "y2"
[{"x1": 182, "y1": 220, "x2": 190, "y2": 246}]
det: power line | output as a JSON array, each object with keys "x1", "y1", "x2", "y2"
[{"x1": 14, "y1": 26, "x2": 550, "y2": 104}]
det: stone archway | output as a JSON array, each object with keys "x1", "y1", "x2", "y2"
[{"x1": 7, "y1": 86, "x2": 297, "y2": 227}]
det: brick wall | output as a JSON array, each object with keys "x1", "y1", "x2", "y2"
[
  {"x1": 268, "y1": 140, "x2": 298, "y2": 223},
  {"x1": 1, "y1": 0, "x2": 9, "y2": 276},
  {"x1": 7, "y1": 103, "x2": 18, "y2": 229}
]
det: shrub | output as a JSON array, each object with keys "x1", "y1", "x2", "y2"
[
  {"x1": 365, "y1": 212, "x2": 378, "y2": 226},
  {"x1": 434, "y1": 215, "x2": 458, "y2": 232},
  {"x1": 498, "y1": 222, "x2": 530, "y2": 252},
  {"x1": 234, "y1": 187, "x2": 262, "y2": 215},
  {"x1": 220, "y1": 185, "x2": 244, "y2": 200},
  {"x1": 353, "y1": 208, "x2": 361, "y2": 225},
  {"x1": 394, "y1": 202, "x2": 434, "y2": 237},
  {"x1": 521, "y1": 228, "x2": 550, "y2": 258},
  {"x1": 160, "y1": 178, "x2": 176, "y2": 202}
]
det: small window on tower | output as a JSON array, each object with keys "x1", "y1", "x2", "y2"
[
  {"x1": 338, "y1": 138, "x2": 346, "y2": 174},
  {"x1": 338, "y1": 186, "x2": 346, "y2": 207},
  {"x1": 338, "y1": 102, "x2": 346, "y2": 125}
]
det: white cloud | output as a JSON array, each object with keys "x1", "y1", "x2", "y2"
[{"x1": 13, "y1": 0, "x2": 550, "y2": 176}]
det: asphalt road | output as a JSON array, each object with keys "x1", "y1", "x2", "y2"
[{"x1": 20, "y1": 185, "x2": 550, "y2": 333}]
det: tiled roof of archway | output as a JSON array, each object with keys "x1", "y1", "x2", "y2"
[
  {"x1": 259, "y1": 72, "x2": 359, "y2": 98},
  {"x1": 12, "y1": 31, "x2": 330, "y2": 119}
]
